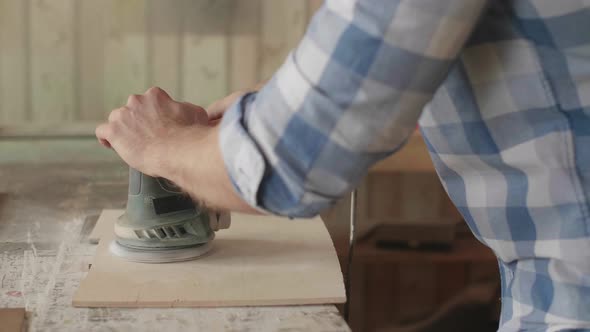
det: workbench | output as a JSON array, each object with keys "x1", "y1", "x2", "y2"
[{"x1": 0, "y1": 162, "x2": 350, "y2": 331}]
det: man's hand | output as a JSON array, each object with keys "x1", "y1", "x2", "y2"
[
  {"x1": 95, "y1": 86, "x2": 257, "y2": 213},
  {"x1": 96, "y1": 87, "x2": 210, "y2": 177}
]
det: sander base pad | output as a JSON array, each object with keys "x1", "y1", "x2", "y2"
[{"x1": 109, "y1": 240, "x2": 213, "y2": 264}]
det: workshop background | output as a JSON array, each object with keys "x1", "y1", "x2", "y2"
[{"x1": 0, "y1": 0, "x2": 500, "y2": 331}]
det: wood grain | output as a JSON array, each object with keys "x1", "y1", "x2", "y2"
[
  {"x1": 0, "y1": 0, "x2": 29, "y2": 124},
  {"x1": 148, "y1": 0, "x2": 183, "y2": 98},
  {"x1": 229, "y1": 0, "x2": 261, "y2": 91},
  {"x1": 259, "y1": 1, "x2": 307, "y2": 80},
  {"x1": 182, "y1": 0, "x2": 230, "y2": 105},
  {"x1": 104, "y1": 0, "x2": 148, "y2": 112},
  {"x1": 77, "y1": 0, "x2": 106, "y2": 121},
  {"x1": 0, "y1": 122, "x2": 96, "y2": 138},
  {"x1": 74, "y1": 209, "x2": 345, "y2": 308},
  {"x1": 1, "y1": 0, "x2": 314, "y2": 130},
  {"x1": 0, "y1": 308, "x2": 25, "y2": 332},
  {"x1": 30, "y1": 0, "x2": 76, "y2": 123}
]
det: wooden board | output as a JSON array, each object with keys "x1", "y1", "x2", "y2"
[
  {"x1": 0, "y1": 308, "x2": 25, "y2": 332},
  {"x1": 74, "y1": 209, "x2": 345, "y2": 308},
  {"x1": 87, "y1": 209, "x2": 122, "y2": 243}
]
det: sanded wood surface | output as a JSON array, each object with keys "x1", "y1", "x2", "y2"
[
  {"x1": 0, "y1": 308, "x2": 25, "y2": 332},
  {"x1": 87, "y1": 209, "x2": 121, "y2": 243},
  {"x1": 74, "y1": 209, "x2": 345, "y2": 308}
]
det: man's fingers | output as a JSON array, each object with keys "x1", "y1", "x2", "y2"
[
  {"x1": 180, "y1": 102, "x2": 209, "y2": 125},
  {"x1": 95, "y1": 123, "x2": 112, "y2": 148},
  {"x1": 145, "y1": 86, "x2": 171, "y2": 101},
  {"x1": 127, "y1": 94, "x2": 142, "y2": 108},
  {"x1": 108, "y1": 107, "x2": 125, "y2": 122}
]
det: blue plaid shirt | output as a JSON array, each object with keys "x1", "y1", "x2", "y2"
[{"x1": 220, "y1": 1, "x2": 590, "y2": 329}]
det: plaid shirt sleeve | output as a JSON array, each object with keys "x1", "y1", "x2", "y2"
[{"x1": 219, "y1": 0, "x2": 488, "y2": 217}]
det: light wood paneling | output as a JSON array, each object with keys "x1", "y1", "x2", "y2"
[
  {"x1": 182, "y1": 0, "x2": 231, "y2": 106},
  {"x1": 148, "y1": 0, "x2": 183, "y2": 99},
  {"x1": 104, "y1": 0, "x2": 148, "y2": 112},
  {"x1": 259, "y1": 1, "x2": 307, "y2": 80},
  {"x1": 77, "y1": 0, "x2": 106, "y2": 121},
  {"x1": 0, "y1": 0, "x2": 29, "y2": 124},
  {"x1": 0, "y1": 0, "x2": 316, "y2": 130},
  {"x1": 30, "y1": 0, "x2": 76, "y2": 122},
  {"x1": 229, "y1": 0, "x2": 261, "y2": 91}
]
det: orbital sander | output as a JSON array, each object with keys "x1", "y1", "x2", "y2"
[{"x1": 110, "y1": 168, "x2": 230, "y2": 263}]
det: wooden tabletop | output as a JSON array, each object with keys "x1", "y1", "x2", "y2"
[{"x1": 0, "y1": 162, "x2": 349, "y2": 332}]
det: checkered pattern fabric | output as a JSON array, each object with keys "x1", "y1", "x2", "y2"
[{"x1": 219, "y1": 1, "x2": 590, "y2": 329}]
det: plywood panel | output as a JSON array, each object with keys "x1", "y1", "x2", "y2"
[
  {"x1": 73, "y1": 209, "x2": 345, "y2": 307},
  {"x1": 0, "y1": 308, "x2": 25, "y2": 332},
  {"x1": 30, "y1": 0, "x2": 76, "y2": 122},
  {"x1": 148, "y1": 0, "x2": 182, "y2": 98},
  {"x1": 1, "y1": 0, "x2": 315, "y2": 130},
  {"x1": 0, "y1": 0, "x2": 29, "y2": 124},
  {"x1": 77, "y1": 0, "x2": 106, "y2": 121},
  {"x1": 182, "y1": 0, "x2": 230, "y2": 106},
  {"x1": 104, "y1": 0, "x2": 148, "y2": 112},
  {"x1": 229, "y1": 0, "x2": 261, "y2": 91},
  {"x1": 259, "y1": 1, "x2": 307, "y2": 80},
  {"x1": 87, "y1": 209, "x2": 121, "y2": 243}
]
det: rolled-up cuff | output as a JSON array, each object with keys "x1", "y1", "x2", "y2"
[{"x1": 219, "y1": 92, "x2": 271, "y2": 215}]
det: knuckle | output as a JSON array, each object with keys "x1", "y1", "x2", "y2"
[
  {"x1": 108, "y1": 110, "x2": 119, "y2": 122},
  {"x1": 108, "y1": 107, "x2": 125, "y2": 122},
  {"x1": 127, "y1": 94, "x2": 142, "y2": 106},
  {"x1": 147, "y1": 86, "x2": 163, "y2": 96},
  {"x1": 147, "y1": 86, "x2": 169, "y2": 101},
  {"x1": 170, "y1": 102, "x2": 182, "y2": 113},
  {"x1": 97, "y1": 123, "x2": 112, "y2": 137},
  {"x1": 109, "y1": 122, "x2": 119, "y2": 134},
  {"x1": 95, "y1": 125, "x2": 104, "y2": 137}
]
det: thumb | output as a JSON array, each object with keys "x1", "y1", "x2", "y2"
[
  {"x1": 180, "y1": 102, "x2": 209, "y2": 125},
  {"x1": 95, "y1": 123, "x2": 112, "y2": 148}
]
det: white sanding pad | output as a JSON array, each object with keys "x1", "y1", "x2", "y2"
[{"x1": 109, "y1": 240, "x2": 213, "y2": 264}]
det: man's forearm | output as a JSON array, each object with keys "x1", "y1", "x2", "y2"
[{"x1": 158, "y1": 124, "x2": 259, "y2": 214}]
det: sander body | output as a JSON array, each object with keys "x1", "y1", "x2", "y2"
[{"x1": 111, "y1": 168, "x2": 230, "y2": 263}]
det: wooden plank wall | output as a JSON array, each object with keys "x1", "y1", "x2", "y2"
[{"x1": 0, "y1": 0, "x2": 322, "y2": 130}]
